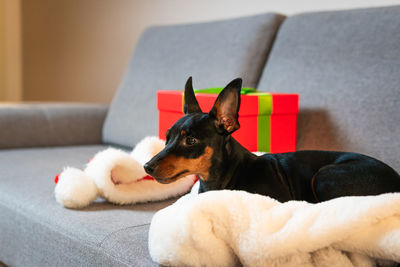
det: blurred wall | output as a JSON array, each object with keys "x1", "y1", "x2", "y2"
[
  {"x1": 0, "y1": 0, "x2": 4, "y2": 100},
  {"x1": 1, "y1": 0, "x2": 22, "y2": 102},
  {"x1": 21, "y1": 0, "x2": 400, "y2": 103}
]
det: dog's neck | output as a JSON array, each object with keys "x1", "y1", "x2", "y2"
[{"x1": 198, "y1": 136, "x2": 256, "y2": 193}]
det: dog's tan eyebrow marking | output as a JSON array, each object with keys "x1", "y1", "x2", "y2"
[{"x1": 180, "y1": 130, "x2": 186, "y2": 136}]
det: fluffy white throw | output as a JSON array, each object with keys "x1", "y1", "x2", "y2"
[{"x1": 149, "y1": 189, "x2": 400, "y2": 266}]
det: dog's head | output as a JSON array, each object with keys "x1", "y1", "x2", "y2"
[{"x1": 144, "y1": 77, "x2": 242, "y2": 184}]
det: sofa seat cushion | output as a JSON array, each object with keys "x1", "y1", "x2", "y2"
[
  {"x1": 103, "y1": 13, "x2": 285, "y2": 148},
  {"x1": 0, "y1": 145, "x2": 173, "y2": 266},
  {"x1": 258, "y1": 6, "x2": 400, "y2": 172}
]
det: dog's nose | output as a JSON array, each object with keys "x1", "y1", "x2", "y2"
[{"x1": 143, "y1": 163, "x2": 154, "y2": 175}]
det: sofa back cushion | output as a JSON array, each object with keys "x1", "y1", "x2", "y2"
[
  {"x1": 103, "y1": 13, "x2": 284, "y2": 148},
  {"x1": 258, "y1": 6, "x2": 400, "y2": 172}
]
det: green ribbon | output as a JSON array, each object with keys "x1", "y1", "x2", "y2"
[{"x1": 183, "y1": 88, "x2": 272, "y2": 152}]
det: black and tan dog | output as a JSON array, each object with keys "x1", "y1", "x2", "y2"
[{"x1": 144, "y1": 77, "x2": 400, "y2": 203}]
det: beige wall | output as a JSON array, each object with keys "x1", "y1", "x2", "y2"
[
  {"x1": 0, "y1": 0, "x2": 4, "y2": 100},
  {"x1": 21, "y1": 0, "x2": 400, "y2": 103},
  {"x1": 22, "y1": 0, "x2": 138, "y2": 103},
  {"x1": 0, "y1": 0, "x2": 22, "y2": 102}
]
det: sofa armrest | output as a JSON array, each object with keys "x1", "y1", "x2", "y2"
[{"x1": 0, "y1": 103, "x2": 108, "y2": 149}]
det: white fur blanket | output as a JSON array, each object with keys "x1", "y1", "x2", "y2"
[{"x1": 149, "y1": 190, "x2": 400, "y2": 266}]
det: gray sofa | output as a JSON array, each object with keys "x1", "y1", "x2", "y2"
[{"x1": 1, "y1": 5, "x2": 399, "y2": 266}]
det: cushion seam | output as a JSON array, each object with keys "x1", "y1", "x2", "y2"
[{"x1": 98, "y1": 223, "x2": 151, "y2": 248}]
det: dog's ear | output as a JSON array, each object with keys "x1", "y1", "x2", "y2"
[
  {"x1": 209, "y1": 78, "x2": 242, "y2": 134},
  {"x1": 184, "y1": 77, "x2": 202, "y2": 114}
]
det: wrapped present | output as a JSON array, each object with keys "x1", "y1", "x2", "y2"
[{"x1": 157, "y1": 88, "x2": 298, "y2": 153}]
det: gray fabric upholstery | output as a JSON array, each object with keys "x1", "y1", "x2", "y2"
[
  {"x1": 258, "y1": 6, "x2": 400, "y2": 172},
  {"x1": 2, "y1": 7, "x2": 400, "y2": 267},
  {"x1": 0, "y1": 145, "x2": 174, "y2": 266},
  {"x1": 103, "y1": 13, "x2": 285, "y2": 148},
  {"x1": 0, "y1": 104, "x2": 108, "y2": 149}
]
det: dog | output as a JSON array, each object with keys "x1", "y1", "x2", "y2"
[{"x1": 144, "y1": 77, "x2": 400, "y2": 203}]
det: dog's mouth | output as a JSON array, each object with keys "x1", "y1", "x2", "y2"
[{"x1": 154, "y1": 170, "x2": 190, "y2": 184}]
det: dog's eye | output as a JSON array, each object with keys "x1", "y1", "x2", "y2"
[{"x1": 185, "y1": 136, "x2": 197, "y2": 146}]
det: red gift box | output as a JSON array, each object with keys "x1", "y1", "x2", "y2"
[{"x1": 157, "y1": 89, "x2": 299, "y2": 153}]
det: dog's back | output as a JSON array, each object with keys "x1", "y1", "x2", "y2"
[{"x1": 253, "y1": 151, "x2": 400, "y2": 202}]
